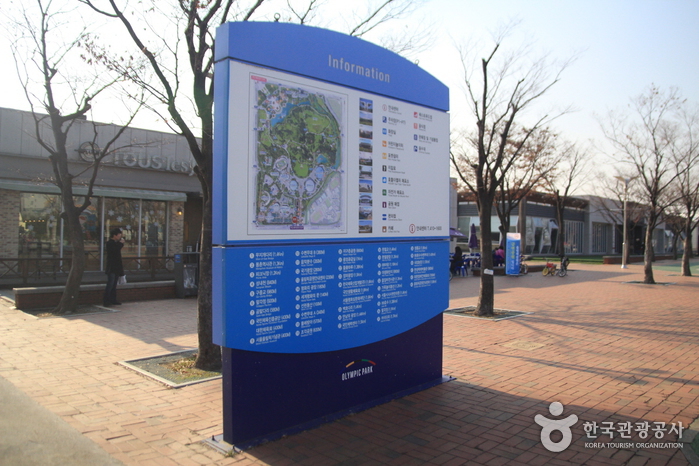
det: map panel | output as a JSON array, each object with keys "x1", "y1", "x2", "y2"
[{"x1": 250, "y1": 75, "x2": 347, "y2": 234}]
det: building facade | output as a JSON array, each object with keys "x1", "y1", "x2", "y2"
[
  {"x1": 0, "y1": 107, "x2": 202, "y2": 277},
  {"x1": 454, "y1": 193, "x2": 683, "y2": 256}
]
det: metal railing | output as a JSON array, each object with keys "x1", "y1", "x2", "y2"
[{"x1": 0, "y1": 256, "x2": 175, "y2": 286}]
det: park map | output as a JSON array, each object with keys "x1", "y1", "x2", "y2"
[{"x1": 252, "y1": 78, "x2": 345, "y2": 232}]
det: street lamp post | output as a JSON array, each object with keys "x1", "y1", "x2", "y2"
[{"x1": 614, "y1": 176, "x2": 633, "y2": 269}]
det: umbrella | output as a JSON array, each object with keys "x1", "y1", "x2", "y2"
[
  {"x1": 468, "y1": 223, "x2": 478, "y2": 249},
  {"x1": 449, "y1": 227, "x2": 465, "y2": 237}
]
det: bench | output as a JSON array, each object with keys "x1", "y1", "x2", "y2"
[
  {"x1": 13, "y1": 280, "x2": 177, "y2": 310},
  {"x1": 471, "y1": 264, "x2": 545, "y2": 276}
]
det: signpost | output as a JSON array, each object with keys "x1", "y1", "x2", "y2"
[{"x1": 212, "y1": 22, "x2": 450, "y2": 448}]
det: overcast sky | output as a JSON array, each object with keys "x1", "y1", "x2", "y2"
[{"x1": 1, "y1": 0, "x2": 697, "y2": 170}]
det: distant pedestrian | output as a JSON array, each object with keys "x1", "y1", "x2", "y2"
[
  {"x1": 104, "y1": 228, "x2": 124, "y2": 306},
  {"x1": 451, "y1": 246, "x2": 464, "y2": 275},
  {"x1": 494, "y1": 246, "x2": 505, "y2": 267}
]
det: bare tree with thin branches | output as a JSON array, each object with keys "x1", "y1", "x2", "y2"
[
  {"x1": 450, "y1": 28, "x2": 571, "y2": 316},
  {"x1": 670, "y1": 104, "x2": 699, "y2": 275},
  {"x1": 542, "y1": 141, "x2": 590, "y2": 255},
  {"x1": 601, "y1": 85, "x2": 685, "y2": 284},
  {"x1": 6, "y1": 0, "x2": 143, "y2": 314},
  {"x1": 80, "y1": 0, "x2": 430, "y2": 369}
]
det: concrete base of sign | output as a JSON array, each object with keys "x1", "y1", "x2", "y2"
[{"x1": 221, "y1": 314, "x2": 447, "y2": 449}]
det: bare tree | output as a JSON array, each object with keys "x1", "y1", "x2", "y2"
[
  {"x1": 601, "y1": 85, "x2": 685, "y2": 284},
  {"x1": 494, "y1": 127, "x2": 560, "y2": 245},
  {"x1": 542, "y1": 141, "x2": 589, "y2": 255},
  {"x1": 590, "y1": 174, "x2": 648, "y2": 263},
  {"x1": 452, "y1": 127, "x2": 559, "y2": 247},
  {"x1": 670, "y1": 104, "x2": 699, "y2": 275},
  {"x1": 81, "y1": 0, "x2": 429, "y2": 369},
  {"x1": 6, "y1": 0, "x2": 142, "y2": 314},
  {"x1": 450, "y1": 29, "x2": 571, "y2": 316}
]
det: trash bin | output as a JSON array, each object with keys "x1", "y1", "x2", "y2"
[{"x1": 174, "y1": 252, "x2": 199, "y2": 298}]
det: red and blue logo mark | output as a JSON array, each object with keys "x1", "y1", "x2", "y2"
[{"x1": 340, "y1": 359, "x2": 376, "y2": 381}]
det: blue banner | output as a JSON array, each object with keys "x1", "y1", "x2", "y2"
[{"x1": 505, "y1": 233, "x2": 521, "y2": 275}]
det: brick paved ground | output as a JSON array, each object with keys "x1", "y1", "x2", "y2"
[{"x1": 0, "y1": 261, "x2": 697, "y2": 465}]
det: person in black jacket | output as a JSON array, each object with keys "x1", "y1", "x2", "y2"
[
  {"x1": 450, "y1": 246, "x2": 464, "y2": 275},
  {"x1": 104, "y1": 227, "x2": 125, "y2": 306}
]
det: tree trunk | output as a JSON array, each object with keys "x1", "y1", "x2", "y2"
[
  {"x1": 194, "y1": 193, "x2": 221, "y2": 370},
  {"x1": 54, "y1": 202, "x2": 85, "y2": 315},
  {"x1": 475, "y1": 201, "x2": 495, "y2": 316},
  {"x1": 681, "y1": 229, "x2": 693, "y2": 277},
  {"x1": 498, "y1": 222, "x2": 508, "y2": 247},
  {"x1": 556, "y1": 202, "x2": 565, "y2": 256},
  {"x1": 642, "y1": 223, "x2": 655, "y2": 284},
  {"x1": 624, "y1": 224, "x2": 631, "y2": 264},
  {"x1": 671, "y1": 233, "x2": 680, "y2": 261}
]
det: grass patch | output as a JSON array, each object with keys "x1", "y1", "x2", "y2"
[{"x1": 528, "y1": 255, "x2": 604, "y2": 264}]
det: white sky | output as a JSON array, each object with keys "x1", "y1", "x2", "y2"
[
  {"x1": 1, "y1": 0, "x2": 697, "y2": 177},
  {"x1": 414, "y1": 0, "x2": 699, "y2": 148}
]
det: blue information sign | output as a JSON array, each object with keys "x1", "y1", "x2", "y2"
[
  {"x1": 214, "y1": 241, "x2": 448, "y2": 352},
  {"x1": 213, "y1": 21, "x2": 450, "y2": 448}
]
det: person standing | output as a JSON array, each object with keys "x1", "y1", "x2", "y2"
[{"x1": 104, "y1": 227, "x2": 124, "y2": 306}]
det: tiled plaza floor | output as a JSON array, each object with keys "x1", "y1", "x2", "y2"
[{"x1": 0, "y1": 261, "x2": 697, "y2": 465}]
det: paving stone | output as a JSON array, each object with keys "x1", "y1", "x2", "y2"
[{"x1": 0, "y1": 262, "x2": 697, "y2": 464}]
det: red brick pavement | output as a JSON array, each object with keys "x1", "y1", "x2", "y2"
[{"x1": 0, "y1": 261, "x2": 697, "y2": 465}]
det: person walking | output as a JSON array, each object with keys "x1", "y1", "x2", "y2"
[{"x1": 104, "y1": 227, "x2": 125, "y2": 306}]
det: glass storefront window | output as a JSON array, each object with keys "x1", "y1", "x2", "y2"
[
  {"x1": 75, "y1": 197, "x2": 101, "y2": 270},
  {"x1": 564, "y1": 220, "x2": 584, "y2": 254},
  {"x1": 18, "y1": 193, "x2": 171, "y2": 270},
  {"x1": 18, "y1": 193, "x2": 62, "y2": 258},
  {"x1": 591, "y1": 222, "x2": 609, "y2": 254},
  {"x1": 104, "y1": 198, "x2": 141, "y2": 258},
  {"x1": 525, "y1": 217, "x2": 556, "y2": 254},
  {"x1": 141, "y1": 201, "x2": 167, "y2": 256}
]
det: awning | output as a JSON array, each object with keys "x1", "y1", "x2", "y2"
[{"x1": 0, "y1": 179, "x2": 187, "y2": 202}]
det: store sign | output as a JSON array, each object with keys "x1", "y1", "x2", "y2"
[
  {"x1": 76, "y1": 142, "x2": 196, "y2": 175},
  {"x1": 212, "y1": 21, "x2": 449, "y2": 448}
]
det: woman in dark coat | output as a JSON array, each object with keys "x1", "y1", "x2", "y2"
[
  {"x1": 103, "y1": 227, "x2": 124, "y2": 305},
  {"x1": 450, "y1": 246, "x2": 464, "y2": 275}
]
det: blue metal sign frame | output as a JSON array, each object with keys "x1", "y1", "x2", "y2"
[{"x1": 213, "y1": 21, "x2": 450, "y2": 448}]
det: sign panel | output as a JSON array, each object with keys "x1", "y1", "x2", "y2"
[
  {"x1": 506, "y1": 233, "x2": 521, "y2": 275},
  {"x1": 215, "y1": 240, "x2": 447, "y2": 352},
  {"x1": 223, "y1": 63, "x2": 450, "y2": 243}
]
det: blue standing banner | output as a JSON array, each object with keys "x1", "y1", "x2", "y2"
[
  {"x1": 505, "y1": 233, "x2": 522, "y2": 275},
  {"x1": 213, "y1": 22, "x2": 450, "y2": 448}
]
